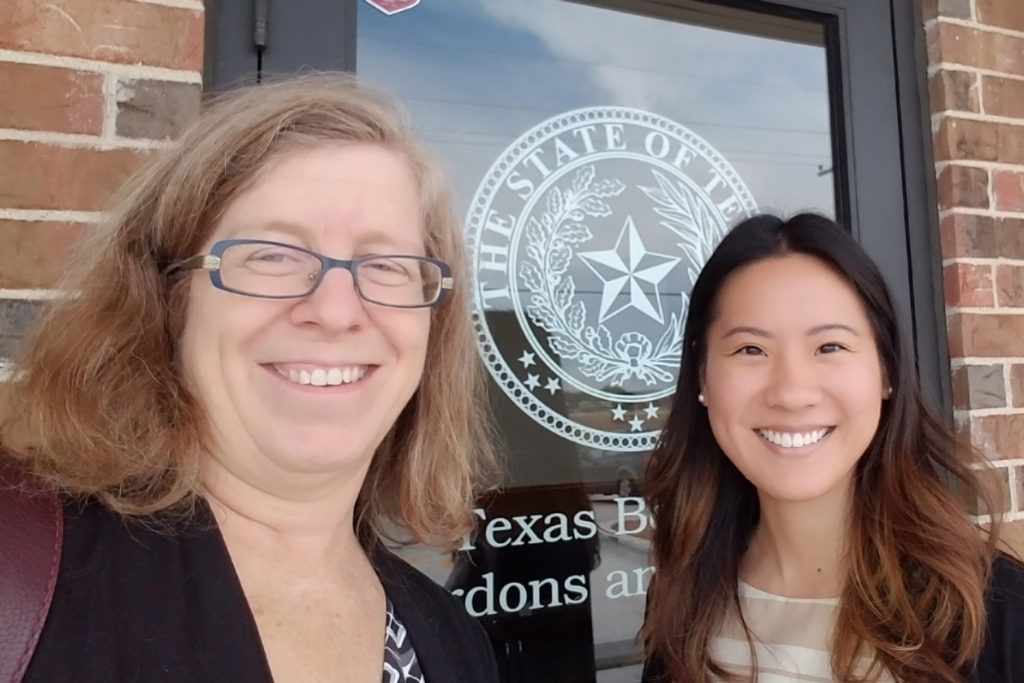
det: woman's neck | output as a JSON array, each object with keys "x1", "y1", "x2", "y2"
[
  {"x1": 741, "y1": 489, "x2": 850, "y2": 598},
  {"x1": 201, "y1": 456, "x2": 367, "y2": 570}
]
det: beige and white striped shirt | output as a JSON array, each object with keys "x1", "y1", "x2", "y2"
[{"x1": 709, "y1": 581, "x2": 895, "y2": 682}]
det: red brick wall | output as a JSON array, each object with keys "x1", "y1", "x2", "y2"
[
  {"x1": 926, "y1": 0, "x2": 1024, "y2": 551},
  {"x1": 0, "y1": 0, "x2": 202, "y2": 369}
]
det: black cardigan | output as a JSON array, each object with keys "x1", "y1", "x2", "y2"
[
  {"x1": 23, "y1": 498, "x2": 498, "y2": 682},
  {"x1": 641, "y1": 553, "x2": 1024, "y2": 682}
]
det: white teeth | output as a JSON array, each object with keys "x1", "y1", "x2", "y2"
[
  {"x1": 275, "y1": 365, "x2": 368, "y2": 387},
  {"x1": 758, "y1": 428, "x2": 830, "y2": 448}
]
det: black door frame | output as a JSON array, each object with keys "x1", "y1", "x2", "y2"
[{"x1": 204, "y1": 0, "x2": 949, "y2": 415}]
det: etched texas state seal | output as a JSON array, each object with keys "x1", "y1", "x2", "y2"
[{"x1": 468, "y1": 107, "x2": 757, "y2": 451}]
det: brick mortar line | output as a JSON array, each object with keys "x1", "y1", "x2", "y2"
[
  {"x1": 0, "y1": 289, "x2": 65, "y2": 300},
  {"x1": 922, "y1": 4, "x2": 982, "y2": 27},
  {"x1": 975, "y1": 511, "x2": 1024, "y2": 523},
  {"x1": 935, "y1": 160, "x2": 1024, "y2": 173},
  {"x1": 1005, "y1": 364, "x2": 1016, "y2": 408},
  {"x1": 977, "y1": 458, "x2": 1024, "y2": 467},
  {"x1": 0, "y1": 209, "x2": 103, "y2": 222},
  {"x1": 931, "y1": 111, "x2": 1024, "y2": 127},
  {"x1": 927, "y1": 62, "x2": 1024, "y2": 82},
  {"x1": 961, "y1": 406, "x2": 1017, "y2": 419},
  {"x1": 942, "y1": 257, "x2": 1022, "y2": 266},
  {"x1": 972, "y1": 513, "x2": 1000, "y2": 525},
  {"x1": 972, "y1": 512, "x2": 1024, "y2": 527},
  {"x1": 1010, "y1": 466, "x2": 1020, "y2": 515},
  {"x1": 937, "y1": 207, "x2": 1024, "y2": 220},
  {"x1": 993, "y1": 282, "x2": 1004, "y2": 311},
  {"x1": 951, "y1": 357, "x2": 1024, "y2": 366},
  {"x1": 947, "y1": 306, "x2": 1024, "y2": 315},
  {"x1": 102, "y1": 72, "x2": 118, "y2": 140},
  {"x1": 0, "y1": 128, "x2": 173, "y2": 150},
  {"x1": 951, "y1": 360, "x2": 1015, "y2": 369},
  {"x1": 0, "y1": 50, "x2": 201, "y2": 83},
  {"x1": 989, "y1": 152, "x2": 999, "y2": 216},
  {"x1": 967, "y1": 462, "x2": 1024, "y2": 471},
  {"x1": 928, "y1": 16, "x2": 1024, "y2": 41},
  {"x1": 131, "y1": 0, "x2": 203, "y2": 10},
  {"x1": 978, "y1": 67, "x2": 988, "y2": 114},
  {"x1": 956, "y1": 407, "x2": 1024, "y2": 418}
]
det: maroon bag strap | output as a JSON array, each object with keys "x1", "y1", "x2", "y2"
[{"x1": 0, "y1": 460, "x2": 63, "y2": 682}]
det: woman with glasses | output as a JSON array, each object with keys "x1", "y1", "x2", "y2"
[
  {"x1": 640, "y1": 213, "x2": 1024, "y2": 682},
  {"x1": 1, "y1": 74, "x2": 499, "y2": 682}
]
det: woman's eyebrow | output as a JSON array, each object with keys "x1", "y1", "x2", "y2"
[
  {"x1": 222, "y1": 219, "x2": 311, "y2": 239},
  {"x1": 720, "y1": 323, "x2": 861, "y2": 339},
  {"x1": 807, "y1": 323, "x2": 861, "y2": 337},
  {"x1": 224, "y1": 221, "x2": 422, "y2": 251},
  {"x1": 721, "y1": 325, "x2": 771, "y2": 339}
]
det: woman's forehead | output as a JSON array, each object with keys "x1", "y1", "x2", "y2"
[{"x1": 710, "y1": 254, "x2": 870, "y2": 333}]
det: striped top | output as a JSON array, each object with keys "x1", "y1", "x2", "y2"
[{"x1": 709, "y1": 581, "x2": 895, "y2": 682}]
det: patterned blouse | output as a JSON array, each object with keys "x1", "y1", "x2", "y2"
[{"x1": 383, "y1": 598, "x2": 427, "y2": 683}]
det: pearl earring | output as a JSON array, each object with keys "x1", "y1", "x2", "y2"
[{"x1": 698, "y1": 393, "x2": 706, "y2": 405}]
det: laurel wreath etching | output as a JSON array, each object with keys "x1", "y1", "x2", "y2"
[
  {"x1": 639, "y1": 170, "x2": 729, "y2": 286},
  {"x1": 521, "y1": 166, "x2": 689, "y2": 387}
]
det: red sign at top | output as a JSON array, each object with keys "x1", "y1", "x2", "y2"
[{"x1": 364, "y1": 0, "x2": 420, "y2": 15}]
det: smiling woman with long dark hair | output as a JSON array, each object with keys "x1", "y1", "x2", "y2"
[{"x1": 641, "y1": 213, "x2": 1024, "y2": 682}]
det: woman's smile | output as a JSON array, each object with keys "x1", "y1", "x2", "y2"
[
  {"x1": 269, "y1": 363, "x2": 372, "y2": 387},
  {"x1": 757, "y1": 425, "x2": 833, "y2": 446}
]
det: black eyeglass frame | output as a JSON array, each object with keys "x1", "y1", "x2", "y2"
[{"x1": 163, "y1": 239, "x2": 454, "y2": 309}]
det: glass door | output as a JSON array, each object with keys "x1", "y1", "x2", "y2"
[{"x1": 357, "y1": 3, "x2": 834, "y2": 681}]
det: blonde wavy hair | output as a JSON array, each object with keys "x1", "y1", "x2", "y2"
[{"x1": 0, "y1": 73, "x2": 497, "y2": 548}]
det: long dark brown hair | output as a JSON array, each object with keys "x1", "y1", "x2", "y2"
[{"x1": 642, "y1": 213, "x2": 1001, "y2": 682}]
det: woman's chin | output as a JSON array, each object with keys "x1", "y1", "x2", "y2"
[{"x1": 272, "y1": 448, "x2": 371, "y2": 475}]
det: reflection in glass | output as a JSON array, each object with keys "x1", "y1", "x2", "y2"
[
  {"x1": 358, "y1": 0, "x2": 833, "y2": 216},
  {"x1": 359, "y1": 1, "x2": 833, "y2": 681}
]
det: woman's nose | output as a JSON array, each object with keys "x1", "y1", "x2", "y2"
[
  {"x1": 764, "y1": 354, "x2": 822, "y2": 409},
  {"x1": 290, "y1": 266, "x2": 368, "y2": 331}
]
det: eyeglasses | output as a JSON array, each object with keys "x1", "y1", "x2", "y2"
[{"x1": 163, "y1": 239, "x2": 453, "y2": 308}]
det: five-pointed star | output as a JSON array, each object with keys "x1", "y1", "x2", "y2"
[
  {"x1": 518, "y1": 350, "x2": 536, "y2": 368},
  {"x1": 644, "y1": 403, "x2": 659, "y2": 419},
  {"x1": 545, "y1": 377, "x2": 561, "y2": 395},
  {"x1": 578, "y1": 215, "x2": 681, "y2": 324},
  {"x1": 611, "y1": 404, "x2": 627, "y2": 421},
  {"x1": 628, "y1": 415, "x2": 645, "y2": 432},
  {"x1": 524, "y1": 373, "x2": 540, "y2": 390}
]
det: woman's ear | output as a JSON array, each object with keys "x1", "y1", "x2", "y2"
[
  {"x1": 881, "y1": 371, "x2": 893, "y2": 400},
  {"x1": 698, "y1": 365, "x2": 707, "y2": 406}
]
